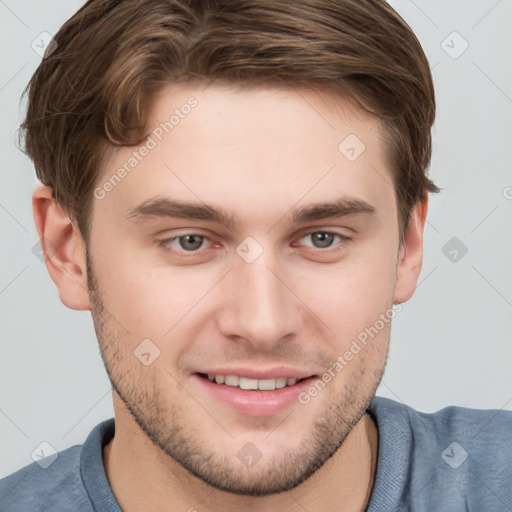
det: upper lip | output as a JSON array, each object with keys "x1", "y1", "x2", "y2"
[{"x1": 195, "y1": 367, "x2": 316, "y2": 380}]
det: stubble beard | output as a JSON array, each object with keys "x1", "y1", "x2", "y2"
[{"x1": 86, "y1": 249, "x2": 386, "y2": 497}]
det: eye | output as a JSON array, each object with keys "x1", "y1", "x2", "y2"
[
  {"x1": 300, "y1": 231, "x2": 348, "y2": 249},
  {"x1": 163, "y1": 234, "x2": 211, "y2": 252},
  {"x1": 159, "y1": 230, "x2": 349, "y2": 259}
]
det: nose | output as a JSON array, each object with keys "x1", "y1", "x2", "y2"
[{"x1": 216, "y1": 251, "x2": 304, "y2": 351}]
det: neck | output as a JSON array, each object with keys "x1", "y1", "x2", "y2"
[{"x1": 103, "y1": 408, "x2": 378, "y2": 512}]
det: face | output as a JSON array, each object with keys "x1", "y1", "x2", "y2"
[{"x1": 86, "y1": 84, "x2": 403, "y2": 496}]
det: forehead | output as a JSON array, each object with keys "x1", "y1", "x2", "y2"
[{"x1": 93, "y1": 83, "x2": 395, "y2": 230}]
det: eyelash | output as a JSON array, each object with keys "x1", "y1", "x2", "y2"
[{"x1": 158, "y1": 230, "x2": 351, "y2": 258}]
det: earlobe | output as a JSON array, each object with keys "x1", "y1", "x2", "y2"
[
  {"x1": 32, "y1": 185, "x2": 91, "y2": 311},
  {"x1": 393, "y1": 197, "x2": 428, "y2": 304}
]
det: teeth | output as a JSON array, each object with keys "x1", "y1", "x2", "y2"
[
  {"x1": 258, "y1": 378, "x2": 276, "y2": 391},
  {"x1": 225, "y1": 375, "x2": 240, "y2": 387},
  {"x1": 275, "y1": 377, "x2": 287, "y2": 389},
  {"x1": 205, "y1": 374, "x2": 303, "y2": 390},
  {"x1": 240, "y1": 377, "x2": 259, "y2": 390}
]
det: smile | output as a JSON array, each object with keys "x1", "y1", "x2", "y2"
[{"x1": 198, "y1": 373, "x2": 307, "y2": 390}]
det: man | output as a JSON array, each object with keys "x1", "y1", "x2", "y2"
[{"x1": 1, "y1": 0, "x2": 510, "y2": 510}]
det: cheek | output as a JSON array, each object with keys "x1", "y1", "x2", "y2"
[
  {"x1": 97, "y1": 255, "x2": 219, "y2": 371},
  {"x1": 296, "y1": 245, "x2": 397, "y2": 338}
]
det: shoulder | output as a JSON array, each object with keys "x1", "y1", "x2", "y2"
[
  {"x1": 0, "y1": 418, "x2": 115, "y2": 512},
  {"x1": 367, "y1": 396, "x2": 512, "y2": 511},
  {"x1": 374, "y1": 396, "x2": 512, "y2": 466},
  {"x1": 0, "y1": 445, "x2": 93, "y2": 512},
  {"x1": 370, "y1": 394, "x2": 512, "y2": 442}
]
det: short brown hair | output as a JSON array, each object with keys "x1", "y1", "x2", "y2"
[{"x1": 21, "y1": 0, "x2": 439, "y2": 246}]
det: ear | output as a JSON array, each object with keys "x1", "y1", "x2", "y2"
[
  {"x1": 393, "y1": 197, "x2": 428, "y2": 304},
  {"x1": 32, "y1": 185, "x2": 91, "y2": 311}
]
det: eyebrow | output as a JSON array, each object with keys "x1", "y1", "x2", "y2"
[{"x1": 126, "y1": 196, "x2": 376, "y2": 229}]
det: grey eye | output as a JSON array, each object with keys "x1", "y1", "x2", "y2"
[
  {"x1": 307, "y1": 232, "x2": 337, "y2": 248},
  {"x1": 177, "y1": 235, "x2": 205, "y2": 251}
]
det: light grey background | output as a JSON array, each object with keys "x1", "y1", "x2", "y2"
[{"x1": 1, "y1": 0, "x2": 511, "y2": 478}]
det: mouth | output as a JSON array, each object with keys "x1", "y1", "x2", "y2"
[
  {"x1": 196, "y1": 372, "x2": 311, "y2": 391},
  {"x1": 193, "y1": 372, "x2": 318, "y2": 417}
]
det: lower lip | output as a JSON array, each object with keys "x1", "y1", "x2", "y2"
[{"x1": 193, "y1": 374, "x2": 317, "y2": 417}]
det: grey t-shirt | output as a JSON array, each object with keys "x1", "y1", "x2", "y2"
[{"x1": 1, "y1": 396, "x2": 511, "y2": 511}]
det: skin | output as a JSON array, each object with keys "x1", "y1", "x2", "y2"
[{"x1": 33, "y1": 83, "x2": 427, "y2": 512}]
